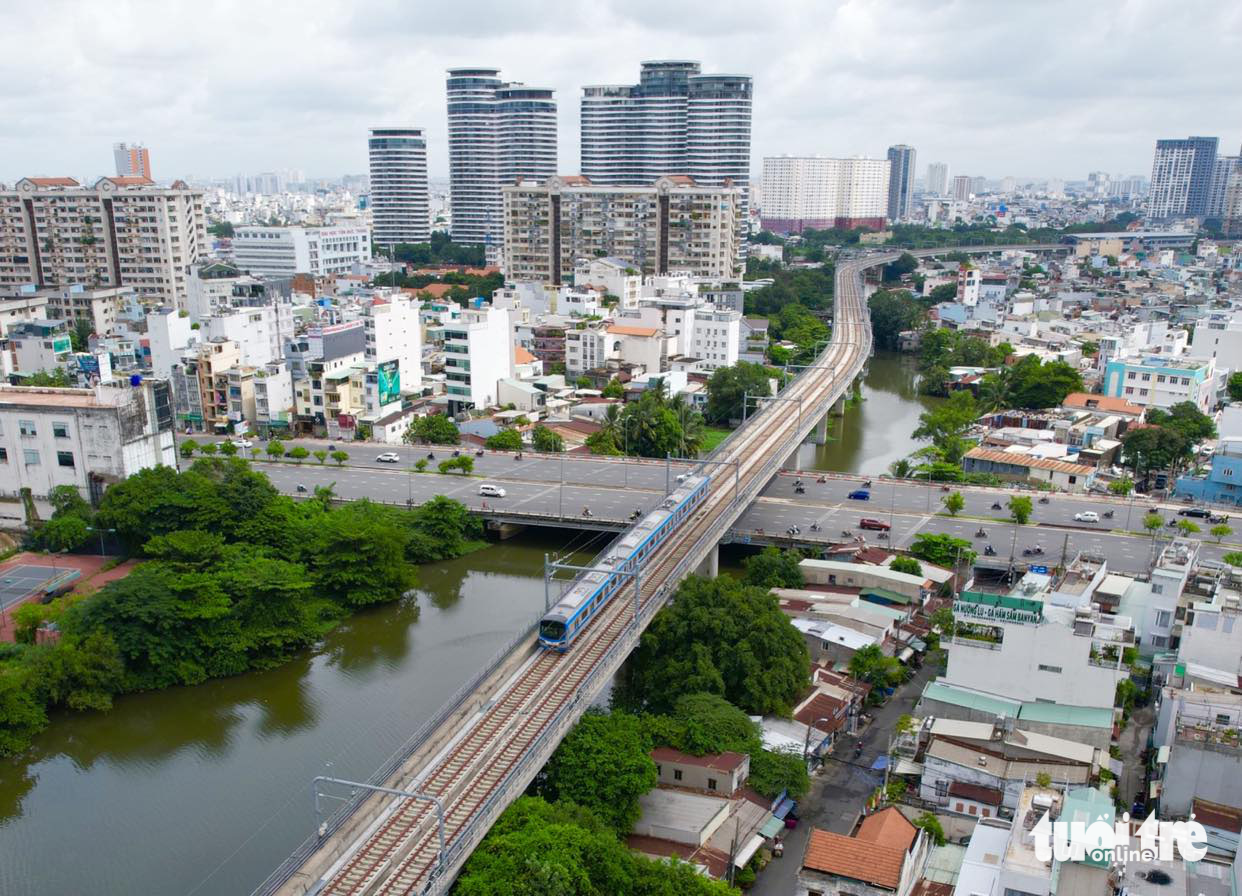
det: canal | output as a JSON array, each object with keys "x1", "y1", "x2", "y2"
[
  {"x1": 0, "y1": 353, "x2": 933, "y2": 895},
  {"x1": 792, "y1": 349, "x2": 941, "y2": 475},
  {"x1": 0, "y1": 531, "x2": 607, "y2": 896}
]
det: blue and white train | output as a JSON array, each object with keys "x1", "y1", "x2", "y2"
[{"x1": 537, "y1": 473, "x2": 712, "y2": 651}]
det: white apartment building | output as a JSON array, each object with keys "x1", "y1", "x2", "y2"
[
  {"x1": 502, "y1": 175, "x2": 743, "y2": 286},
  {"x1": 565, "y1": 324, "x2": 612, "y2": 377},
  {"x1": 617, "y1": 290, "x2": 742, "y2": 371},
  {"x1": 6, "y1": 319, "x2": 73, "y2": 374},
  {"x1": 0, "y1": 290, "x2": 50, "y2": 337},
  {"x1": 204, "y1": 304, "x2": 289, "y2": 368},
  {"x1": 926, "y1": 162, "x2": 950, "y2": 197},
  {"x1": 943, "y1": 577, "x2": 1132, "y2": 712},
  {"x1": 0, "y1": 176, "x2": 207, "y2": 309},
  {"x1": 0, "y1": 382, "x2": 176, "y2": 503},
  {"x1": 146, "y1": 307, "x2": 194, "y2": 379},
  {"x1": 1104, "y1": 354, "x2": 1216, "y2": 413},
  {"x1": 38, "y1": 285, "x2": 129, "y2": 336},
  {"x1": 1188, "y1": 310, "x2": 1242, "y2": 364},
  {"x1": 368, "y1": 127, "x2": 430, "y2": 246},
  {"x1": 446, "y1": 69, "x2": 557, "y2": 257},
  {"x1": 232, "y1": 226, "x2": 370, "y2": 278},
  {"x1": 355, "y1": 292, "x2": 422, "y2": 394},
  {"x1": 252, "y1": 363, "x2": 294, "y2": 432},
  {"x1": 443, "y1": 306, "x2": 513, "y2": 412},
  {"x1": 759, "y1": 156, "x2": 890, "y2": 233},
  {"x1": 690, "y1": 307, "x2": 741, "y2": 370},
  {"x1": 1118, "y1": 539, "x2": 1197, "y2": 655},
  {"x1": 580, "y1": 61, "x2": 752, "y2": 199},
  {"x1": 573, "y1": 257, "x2": 642, "y2": 308}
]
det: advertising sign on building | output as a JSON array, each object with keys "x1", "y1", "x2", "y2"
[{"x1": 377, "y1": 359, "x2": 401, "y2": 406}]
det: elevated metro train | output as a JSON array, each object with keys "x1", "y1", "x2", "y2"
[{"x1": 537, "y1": 473, "x2": 711, "y2": 651}]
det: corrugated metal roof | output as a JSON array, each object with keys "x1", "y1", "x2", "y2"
[
  {"x1": 920, "y1": 680, "x2": 1021, "y2": 717},
  {"x1": 1017, "y1": 701, "x2": 1114, "y2": 729}
]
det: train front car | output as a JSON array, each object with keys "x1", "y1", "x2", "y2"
[{"x1": 536, "y1": 472, "x2": 712, "y2": 652}]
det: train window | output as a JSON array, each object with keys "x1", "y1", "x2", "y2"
[{"x1": 540, "y1": 620, "x2": 565, "y2": 640}]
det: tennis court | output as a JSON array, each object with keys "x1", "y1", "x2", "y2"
[{"x1": 0, "y1": 563, "x2": 81, "y2": 611}]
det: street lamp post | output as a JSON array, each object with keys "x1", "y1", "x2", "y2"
[{"x1": 802, "y1": 716, "x2": 833, "y2": 763}]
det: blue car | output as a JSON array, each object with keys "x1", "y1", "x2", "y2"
[{"x1": 847, "y1": 489, "x2": 870, "y2": 500}]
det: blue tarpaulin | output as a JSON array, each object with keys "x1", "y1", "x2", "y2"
[
  {"x1": 773, "y1": 797, "x2": 796, "y2": 819},
  {"x1": 870, "y1": 756, "x2": 889, "y2": 771}
]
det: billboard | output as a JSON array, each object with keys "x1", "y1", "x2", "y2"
[{"x1": 377, "y1": 359, "x2": 400, "y2": 406}]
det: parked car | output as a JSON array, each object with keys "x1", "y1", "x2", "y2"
[
  {"x1": 231, "y1": 438, "x2": 253, "y2": 449},
  {"x1": 375, "y1": 452, "x2": 401, "y2": 463},
  {"x1": 1178, "y1": 507, "x2": 1211, "y2": 519},
  {"x1": 847, "y1": 489, "x2": 871, "y2": 501},
  {"x1": 479, "y1": 483, "x2": 507, "y2": 498},
  {"x1": 859, "y1": 518, "x2": 891, "y2": 531},
  {"x1": 1074, "y1": 511, "x2": 1100, "y2": 523}
]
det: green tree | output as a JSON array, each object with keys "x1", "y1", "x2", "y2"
[
  {"x1": 742, "y1": 546, "x2": 803, "y2": 588},
  {"x1": 616, "y1": 575, "x2": 809, "y2": 716},
  {"x1": 1223, "y1": 552, "x2": 1242, "y2": 568},
  {"x1": 1008, "y1": 495, "x2": 1033, "y2": 525},
  {"x1": 890, "y1": 555, "x2": 923, "y2": 576},
  {"x1": 868, "y1": 289, "x2": 925, "y2": 350},
  {"x1": 883, "y1": 252, "x2": 919, "y2": 282},
  {"x1": 914, "y1": 812, "x2": 948, "y2": 846},
  {"x1": 705, "y1": 361, "x2": 772, "y2": 424},
  {"x1": 287, "y1": 445, "x2": 309, "y2": 464},
  {"x1": 1108, "y1": 477, "x2": 1134, "y2": 498},
  {"x1": 313, "y1": 450, "x2": 328, "y2": 464},
  {"x1": 749, "y1": 747, "x2": 811, "y2": 799},
  {"x1": 218, "y1": 441, "x2": 238, "y2": 458},
  {"x1": 1143, "y1": 513, "x2": 1164, "y2": 540},
  {"x1": 330, "y1": 450, "x2": 349, "y2": 466},
  {"x1": 437, "y1": 456, "x2": 474, "y2": 475},
  {"x1": 943, "y1": 491, "x2": 964, "y2": 516},
  {"x1": 1211, "y1": 524, "x2": 1233, "y2": 543},
  {"x1": 910, "y1": 532, "x2": 976, "y2": 567},
  {"x1": 265, "y1": 440, "x2": 286, "y2": 461},
  {"x1": 403, "y1": 414, "x2": 460, "y2": 445},
  {"x1": 531, "y1": 425, "x2": 564, "y2": 453},
  {"x1": 199, "y1": 442, "x2": 218, "y2": 457},
  {"x1": 1228, "y1": 371, "x2": 1242, "y2": 403},
  {"x1": 848, "y1": 644, "x2": 903, "y2": 692},
  {"x1": 41, "y1": 514, "x2": 90, "y2": 552},
  {"x1": 308, "y1": 501, "x2": 416, "y2": 608},
  {"x1": 889, "y1": 458, "x2": 913, "y2": 479},
  {"x1": 485, "y1": 428, "x2": 524, "y2": 451},
  {"x1": 601, "y1": 378, "x2": 625, "y2": 399},
  {"x1": 179, "y1": 439, "x2": 198, "y2": 459},
  {"x1": 414, "y1": 458, "x2": 429, "y2": 473},
  {"x1": 1176, "y1": 519, "x2": 1201, "y2": 537},
  {"x1": 912, "y1": 390, "x2": 977, "y2": 464},
  {"x1": 0, "y1": 667, "x2": 48, "y2": 756},
  {"x1": 539, "y1": 709, "x2": 657, "y2": 835},
  {"x1": 1004, "y1": 356, "x2": 1083, "y2": 409}
]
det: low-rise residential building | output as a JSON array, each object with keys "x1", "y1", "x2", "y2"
[
  {"x1": 6, "y1": 319, "x2": 74, "y2": 374},
  {"x1": 1103, "y1": 354, "x2": 1216, "y2": 413},
  {"x1": 443, "y1": 306, "x2": 513, "y2": 413},
  {"x1": 1175, "y1": 438, "x2": 1242, "y2": 507},
  {"x1": 0, "y1": 290, "x2": 51, "y2": 337},
  {"x1": 799, "y1": 559, "x2": 935, "y2": 608},
  {"x1": 0, "y1": 382, "x2": 176, "y2": 504},
  {"x1": 962, "y1": 446, "x2": 1097, "y2": 492},
  {"x1": 231, "y1": 225, "x2": 371, "y2": 278},
  {"x1": 797, "y1": 807, "x2": 928, "y2": 896},
  {"x1": 39, "y1": 285, "x2": 129, "y2": 336}
]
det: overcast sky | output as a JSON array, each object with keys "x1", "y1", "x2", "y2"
[{"x1": 3, "y1": 0, "x2": 1240, "y2": 185}]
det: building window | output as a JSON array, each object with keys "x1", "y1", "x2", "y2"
[
  {"x1": 1151, "y1": 584, "x2": 1164, "y2": 595},
  {"x1": 18, "y1": 419, "x2": 36, "y2": 437},
  {"x1": 1150, "y1": 635, "x2": 1168, "y2": 648},
  {"x1": 53, "y1": 421, "x2": 69, "y2": 438},
  {"x1": 23, "y1": 449, "x2": 39, "y2": 466},
  {"x1": 0, "y1": 448, "x2": 6, "y2": 462},
  {"x1": 1217, "y1": 714, "x2": 1232, "y2": 727},
  {"x1": 707, "y1": 778, "x2": 717, "y2": 791},
  {"x1": 1155, "y1": 609, "x2": 1172, "y2": 627},
  {"x1": 57, "y1": 451, "x2": 75, "y2": 468},
  {"x1": 1127, "y1": 371, "x2": 1135, "y2": 380},
  {"x1": 1038, "y1": 664, "x2": 1062, "y2": 673},
  {"x1": 673, "y1": 769, "x2": 682, "y2": 781}
]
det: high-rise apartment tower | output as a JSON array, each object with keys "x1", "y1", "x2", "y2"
[
  {"x1": 446, "y1": 69, "x2": 557, "y2": 259},
  {"x1": 886, "y1": 145, "x2": 916, "y2": 221},
  {"x1": 1148, "y1": 136, "x2": 1218, "y2": 220},
  {"x1": 368, "y1": 127, "x2": 430, "y2": 247},
  {"x1": 113, "y1": 142, "x2": 152, "y2": 179}
]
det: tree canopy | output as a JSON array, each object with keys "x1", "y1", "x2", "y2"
[
  {"x1": 910, "y1": 532, "x2": 975, "y2": 567},
  {"x1": 615, "y1": 575, "x2": 809, "y2": 716},
  {"x1": 531, "y1": 425, "x2": 564, "y2": 453},
  {"x1": 484, "y1": 428, "x2": 524, "y2": 452},
  {"x1": 705, "y1": 362, "x2": 772, "y2": 425},
  {"x1": 742, "y1": 546, "x2": 804, "y2": 588},
  {"x1": 912, "y1": 390, "x2": 978, "y2": 464},
  {"x1": 586, "y1": 384, "x2": 705, "y2": 459},
  {"x1": 869, "y1": 289, "x2": 925, "y2": 351},
  {"x1": 403, "y1": 414, "x2": 461, "y2": 445},
  {"x1": 538, "y1": 709, "x2": 656, "y2": 835}
]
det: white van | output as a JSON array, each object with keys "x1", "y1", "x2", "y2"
[{"x1": 479, "y1": 483, "x2": 506, "y2": 498}]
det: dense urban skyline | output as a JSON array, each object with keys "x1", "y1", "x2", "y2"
[{"x1": 2, "y1": 0, "x2": 1239, "y2": 184}]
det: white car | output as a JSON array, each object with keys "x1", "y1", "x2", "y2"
[
  {"x1": 1074, "y1": 511, "x2": 1100, "y2": 523},
  {"x1": 376, "y1": 452, "x2": 401, "y2": 463},
  {"x1": 231, "y1": 438, "x2": 253, "y2": 449},
  {"x1": 479, "y1": 483, "x2": 506, "y2": 498}
]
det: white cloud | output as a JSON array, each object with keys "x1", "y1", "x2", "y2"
[{"x1": 0, "y1": 0, "x2": 1239, "y2": 182}]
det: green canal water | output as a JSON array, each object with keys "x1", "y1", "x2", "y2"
[{"x1": 0, "y1": 531, "x2": 607, "y2": 896}]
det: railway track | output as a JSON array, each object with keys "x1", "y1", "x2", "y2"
[{"x1": 265, "y1": 245, "x2": 1064, "y2": 896}]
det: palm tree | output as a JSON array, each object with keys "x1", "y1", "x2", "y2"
[{"x1": 889, "y1": 458, "x2": 913, "y2": 479}]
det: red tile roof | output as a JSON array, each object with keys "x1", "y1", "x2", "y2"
[
  {"x1": 28, "y1": 177, "x2": 79, "y2": 187},
  {"x1": 105, "y1": 176, "x2": 154, "y2": 186},
  {"x1": 607, "y1": 324, "x2": 660, "y2": 337},
  {"x1": 1193, "y1": 799, "x2": 1242, "y2": 834},
  {"x1": 1062, "y1": 392, "x2": 1145, "y2": 416},
  {"x1": 794, "y1": 693, "x2": 848, "y2": 731},
  {"x1": 857, "y1": 807, "x2": 918, "y2": 852},
  {"x1": 650, "y1": 747, "x2": 747, "y2": 774},
  {"x1": 803, "y1": 827, "x2": 907, "y2": 889},
  {"x1": 514, "y1": 346, "x2": 537, "y2": 364},
  {"x1": 948, "y1": 781, "x2": 1004, "y2": 807}
]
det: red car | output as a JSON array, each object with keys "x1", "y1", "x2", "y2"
[{"x1": 859, "y1": 518, "x2": 891, "y2": 531}]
